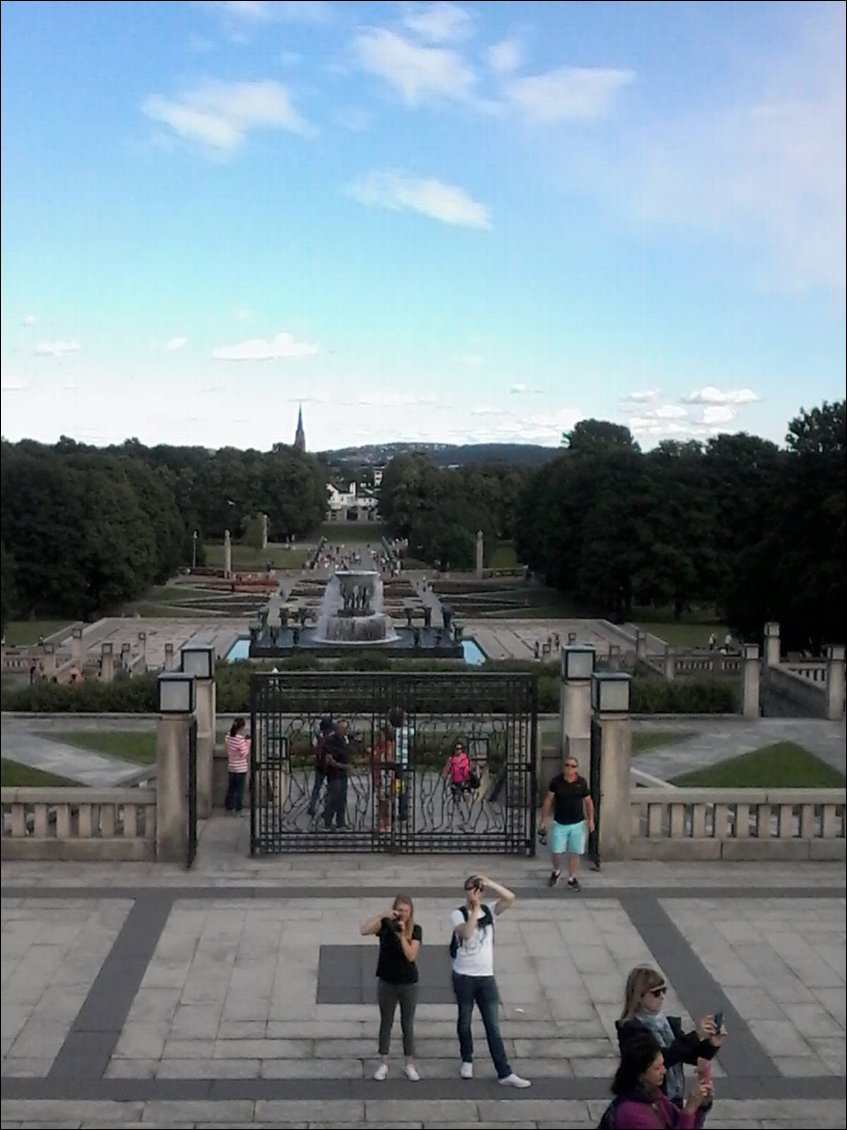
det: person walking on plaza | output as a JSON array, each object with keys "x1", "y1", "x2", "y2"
[
  {"x1": 360, "y1": 894, "x2": 422, "y2": 1081},
  {"x1": 449, "y1": 874, "x2": 531, "y2": 1088},
  {"x1": 539, "y1": 755, "x2": 594, "y2": 891},
  {"x1": 600, "y1": 1029, "x2": 713, "y2": 1128},
  {"x1": 617, "y1": 966, "x2": 726, "y2": 1108},
  {"x1": 224, "y1": 717, "x2": 250, "y2": 815}
]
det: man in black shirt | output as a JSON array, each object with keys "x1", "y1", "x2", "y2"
[
  {"x1": 323, "y1": 718, "x2": 350, "y2": 830},
  {"x1": 538, "y1": 757, "x2": 594, "y2": 892}
]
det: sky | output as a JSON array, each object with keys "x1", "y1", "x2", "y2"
[{"x1": 1, "y1": 1, "x2": 845, "y2": 453}]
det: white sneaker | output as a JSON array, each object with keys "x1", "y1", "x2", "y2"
[
  {"x1": 373, "y1": 1063, "x2": 388, "y2": 1081},
  {"x1": 405, "y1": 1064, "x2": 421, "y2": 1081},
  {"x1": 499, "y1": 1072, "x2": 531, "y2": 1088},
  {"x1": 460, "y1": 1061, "x2": 473, "y2": 1079}
]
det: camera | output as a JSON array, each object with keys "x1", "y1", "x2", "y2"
[
  {"x1": 392, "y1": 919, "x2": 403, "y2": 933},
  {"x1": 713, "y1": 1011, "x2": 723, "y2": 1032}
]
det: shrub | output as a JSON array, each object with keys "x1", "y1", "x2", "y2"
[
  {"x1": 1, "y1": 673, "x2": 158, "y2": 713},
  {"x1": 631, "y1": 677, "x2": 738, "y2": 714}
]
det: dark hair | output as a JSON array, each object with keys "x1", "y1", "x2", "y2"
[
  {"x1": 229, "y1": 717, "x2": 246, "y2": 738},
  {"x1": 611, "y1": 1031, "x2": 663, "y2": 1096}
]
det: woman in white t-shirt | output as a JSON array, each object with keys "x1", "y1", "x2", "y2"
[{"x1": 449, "y1": 875, "x2": 530, "y2": 1088}]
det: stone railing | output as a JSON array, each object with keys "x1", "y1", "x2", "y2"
[
  {"x1": 674, "y1": 654, "x2": 742, "y2": 676},
  {"x1": 630, "y1": 787, "x2": 845, "y2": 861},
  {"x1": 1, "y1": 788, "x2": 156, "y2": 861},
  {"x1": 784, "y1": 661, "x2": 828, "y2": 684},
  {"x1": 766, "y1": 664, "x2": 827, "y2": 717}
]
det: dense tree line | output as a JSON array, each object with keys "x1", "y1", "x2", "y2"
[
  {"x1": 515, "y1": 405, "x2": 845, "y2": 651},
  {"x1": 0, "y1": 438, "x2": 327, "y2": 624}
]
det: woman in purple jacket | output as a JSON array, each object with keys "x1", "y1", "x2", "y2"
[{"x1": 604, "y1": 1031, "x2": 712, "y2": 1129}]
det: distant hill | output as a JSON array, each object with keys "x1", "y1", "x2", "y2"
[{"x1": 319, "y1": 442, "x2": 560, "y2": 468}]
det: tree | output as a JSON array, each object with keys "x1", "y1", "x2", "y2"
[{"x1": 562, "y1": 419, "x2": 640, "y2": 455}]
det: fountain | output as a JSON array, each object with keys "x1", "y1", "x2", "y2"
[{"x1": 313, "y1": 570, "x2": 399, "y2": 645}]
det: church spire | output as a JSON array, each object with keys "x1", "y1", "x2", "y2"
[{"x1": 294, "y1": 403, "x2": 306, "y2": 452}]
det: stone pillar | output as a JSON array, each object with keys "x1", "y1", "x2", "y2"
[
  {"x1": 224, "y1": 529, "x2": 233, "y2": 579},
  {"x1": 156, "y1": 714, "x2": 193, "y2": 863},
  {"x1": 608, "y1": 644, "x2": 621, "y2": 672},
  {"x1": 764, "y1": 622, "x2": 781, "y2": 668},
  {"x1": 164, "y1": 643, "x2": 176, "y2": 671},
  {"x1": 742, "y1": 643, "x2": 761, "y2": 719},
  {"x1": 41, "y1": 643, "x2": 56, "y2": 676},
  {"x1": 194, "y1": 678, "x2": 217, "y2": 818},
  {"x1": 100, "y1": 643, "x2": 115, "y2": 683},
  {"x1": 72, "y1": 626, "x2": 85, "y2": 665},
  {"x1": 595, "y1": 714, "x2": 632, "y2": 862},
  {"x1": 260, "y1": 513, "x2": 269, "y2": 550},
  {"x1": 825, "y1": 645, "x2": 845, "y2": 721},
  {"x1": 663, "y1": 645, "x2": 676, "y2": 681},
  {"x1": 560, "y1": 678, "x2": 592, "y2": 769},
  {"x1": 475, "y1": 530, "x2": 484, "y2": 578},
  {"x1": 121, "y1": 642, "x2": 131, "y2": 674},
  {"x1": 137, "y1": 632, "x2": 148, "y2": 674},
  {"x1": 635, "y1": 631, "x2": 647, "y2": 663}
]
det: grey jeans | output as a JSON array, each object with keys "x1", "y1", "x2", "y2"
[{"x1": 377, "y1": 980, "x2": 418, "y2": 1056}]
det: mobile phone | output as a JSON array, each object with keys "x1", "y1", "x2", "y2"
[
  {"x1": 713, "y1": 1011, "x2": 723, "y2": 1032},
  {"x1": 697, "y1": 1059, "x2": 712, "y2": 1084}
]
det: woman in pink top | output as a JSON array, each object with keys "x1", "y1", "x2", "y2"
[
  {"x1": 224, "y1": 717, "x2": 250, "y2": 815},
  {"x1": 603, "y1": 1030, "x2": 712, "y2": 1128}
]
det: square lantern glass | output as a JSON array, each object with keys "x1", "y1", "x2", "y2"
[
  {"x1": 101, "y1": 641, "x2": 113, "y2": 656},
  {"x1": 138, "y1": 631, "x2": 147, "y2": 643},
  {"x1": 764, "y1": 622, "x2": 780, "y2": 638},
  {"x1": 591, "y1": 672, "x2": 631, "y2": 714},
  {"x1": 561, "y1": 645, "x2": 596, "y2": 681},
  {"x1": 42, "y1": 642, "x2": 55, "y2": 655},
  {"x1": 742, "y1": 643, "x2": 759, "y2": 660},
  {"x1": 72, "y1": 626, "x2": 84, "y2": 640},
  {"x1": 180, "y1": 645, "x2": 215, "y2": 680},
  {"x1": 157, "y1": 673, "x2": 196, "y2": 714}
]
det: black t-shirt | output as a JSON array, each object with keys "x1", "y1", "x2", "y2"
[
  {"x1": 548, "y1": 773, "x2": 590, "y2": 825},
  {"x1": 376, "y1": 919, "x2": 423, "y2": 984},
  {"x1": 325, "y1": 734, "x2": 349, "y2": 778}
]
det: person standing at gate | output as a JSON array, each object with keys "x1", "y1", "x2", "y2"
[
  {"x1": 323, "y1": 717, "x2": 351, "y2": 830},
  {"x1": 360, "y1": 894, "x2": 422, "y2": 1081},
  {"x1": 307, "y1": 717, "x2": 334, "y2": 818},
  {"x1": 450, "y1": 874, "x2": 531, "y2": 1087},
  {"x1": 538, "y1": 756, "x2": 594, "y2": 891},
  {"x1": 224, "y1": 717, "x2": 250, "y2": 815}
]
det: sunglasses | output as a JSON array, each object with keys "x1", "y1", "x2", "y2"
[
  {"x1": 649, "y1": 986, "x2": 668, "y2": 997},
  {"x1": 565, "y1": 761, "x2": 578, "y2": 767}
]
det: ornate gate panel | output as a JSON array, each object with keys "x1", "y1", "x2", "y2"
[{"x1": 250, "y1": 671, "x2": 537, "y2": 855}]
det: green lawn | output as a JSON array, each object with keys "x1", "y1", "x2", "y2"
[
  {"x1": 1, "y1": 759, "x2": 79, "y2": 787},
  {"x1": 204, "y1": 544, "x2": 311, "y2": 570},
  {"x1": 40, "y1": 731, "x2": 158, "y2": 766},
  {"x1": 632, "y1": 730, "x2": 694, "y2": 756},
  {"x1": 319, "y1": 522, "x2": 385, "y2": 544},
  {"x1": 670, "y1": 742, "x2": 846, "y2": 788},
  {"x1": 3, "y1": 620, "x2": 72, "y2": 646},
  {"x1": 635, "y1": 621, "x2": 731, "y2": 649}
]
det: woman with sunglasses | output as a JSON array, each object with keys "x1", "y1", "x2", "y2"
[{"x1": 617, "y1": 967, "x2": 726, "y2": 1108}]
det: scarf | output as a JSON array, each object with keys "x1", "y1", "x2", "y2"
[{"x1": 634, "y1": 1009, "x2": 684, "y2": 1103}]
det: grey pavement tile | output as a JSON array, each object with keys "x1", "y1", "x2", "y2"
[
  {"x1": 211, "y1": 1038, "x2": 316, "y2": 1059},
  {"x1": 475, "y1": 1099, "x2": 594, "y2": 1121},
  {"x1": 773, "y1": 1056, "x2": 835, "y2": 1076},
  {"x1": 105, "y1": 1058, "x2": 159, "y2": 1078},
  {"x1": 0, "y1": 1057, "x2": 53, "y2": 1076},
  {"x1": 364, "y1": 1100, "x2": 486, "y2": 1122},
  {"x1": 255, "y1": 1100, "x2": 365, "y2": 1121},
  {"x1": 162, "y1": 1039, "x2": 217, "y2": 1059},
  {"x1": 156, "y1": 1058, "x2": 261, "y2": 1078},
  {"x1": 261, "y1": 1059, "x2": 365, "y2": 1079},
  {"x1": 140, "y1": 1100, "x2": 255, "y2": 1122},
  {"x1": 0, "y1": 1101, "x2": 145, "y2": 1121},
  {"x1": 512, "y1": 1038, "x2": 614, "y2": 1059}
]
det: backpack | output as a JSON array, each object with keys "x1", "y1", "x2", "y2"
[
  {"x1": 597, "y1": 1097, "x2": 621, "y2": 1129},
  {"x1": 449, "y1": 903, "x2": 493, "y2": 959}
]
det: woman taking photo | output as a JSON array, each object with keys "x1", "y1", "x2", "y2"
[
  {"x1": 360, "y1": 894, "x2": 422, "y2": 1081},
  {"x1": 603, "y1": 1030, "x2": 712, "y2": 1128}
]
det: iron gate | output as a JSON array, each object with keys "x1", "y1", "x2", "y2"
[
  {"x1": 250, "y1": 671, "x2": 537, "y2": 854},
  {"x1": 187, "y1": 718, "x2": 198, "y2": 869}
]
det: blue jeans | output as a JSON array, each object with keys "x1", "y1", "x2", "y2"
[
  {"x1": 224, "y1": 772, "x2": 246, "y2": 812},
  {"x1": 451, "y1": 973, "x2": 511, "y2": 1078}
]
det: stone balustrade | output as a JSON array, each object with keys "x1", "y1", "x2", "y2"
[
  {"x1": 785, "y1": 661, "x2": 828, "y2": 683},
  {"x1": 1, "y1": 787, "x2": 156, "y2": 861},
  {"x1": 630, "y1": 786, "x2": 845, "y2": 861}
]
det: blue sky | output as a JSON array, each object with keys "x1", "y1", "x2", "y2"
[{"x1": 1, "y1": 0, "x2": 844, "y2": 452}]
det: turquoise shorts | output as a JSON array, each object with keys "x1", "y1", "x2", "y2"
[{"x1": 550, "y1": 819, "x2": 587, "y2": 856}]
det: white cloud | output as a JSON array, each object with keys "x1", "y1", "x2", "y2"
[
  {"x1": 354, "y1": 28, "x2": 476, "y2": 105},
  {"x1": 22, "y1": 314, "x2": 36, "y2": 326},
  {"x1": 471, "y1": 405, "x2": 505, "y2": 415},
  {"x1": 1, "y1": 376, "x2": 28, "y2": 391},
  {"x1": 509, "y1": 383, "x2": 526, "y2": 393},
  {"x1": 194, "y1": 1, "x2": 329, "y2": 22},
  {"x1": 347, "y1": 170, "x2": 490, "y2": 229},
  {"x1": 142, "y1": 80, "x2": 309, "y2": 155},
  {"x1": 231, "y1": 305, "x2": 253, "y2": 322},
  {"x1": 621, "y1": 388, "x2": 659, "y2": 403},
  {"x1": 506, "y1": 66, "x2": 634, "y2": 123},
  {"x1": 212, "y1": 331, "x2": 319, "y2": 360},
  {"x1": 403, "y1": 3, "x2": 474, "y2": 44},
  {"x1": 683, "y1": 386, "x2": 759, "y2": 405},
  {"x1": 701, "y1": 405, "x2": 736, "y2": 425},
  {"x1": 653, "y1": 404, "x2": 688, "y2": 420},
  {"x1": 460, "y1": 354, "x2": 484, "y2": 368},
  {"x1": 166, "y1": 336, "x2": 188, "y2": 351},
  {"x1": 487, "y1": 38, "x2": 524, "y2": 75},
  {"x1": 35, "y1": 340, "x2": 81, "y2": 356}
]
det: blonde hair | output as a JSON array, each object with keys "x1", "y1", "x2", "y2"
[
  {"x1": 620, "y1": 965, "x2": 666, "y2": 1020},
  {"x1": 393, "y1": 893, "x2": 414, "y2": 939}
]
